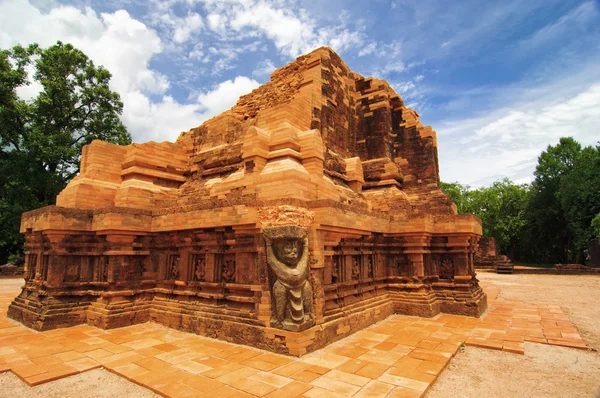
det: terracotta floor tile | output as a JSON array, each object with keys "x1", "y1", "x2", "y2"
[
  {"x1": 273, "y1": 361, "x2": 310, "y2": 377},
  {"x1": 134, "y1": 356, "x2": 172, "y2": 371},
  {"x1": 215, "y1": 365, "x2": 259, "y2": 384},
  {"x1": 300, "y1": 385, "x2": 347, "y2": 398},
  {"x1": 358, "y1": 350, "x2": 405, "y2": 366},
  {"x1": 155, "y1": 348, "x2": 202, "y2": 365},
  {"x1": 301, "y1": 351, "x2": 350, "y2": 370},
  {"x1": 257, "y1": 353, "x2": 294, "y2": 367},
  {"x1": 354, "y1": 380, "x2": 395, "y2": 397},
  {"x1": 355, "y1": 362, "x2": 390, "y2": 379},
  {"x1": 264, "y1": 381, "x2": 313, "y2": 398},
  {"x1": 305, "y1": 364, "x2": 330, "y2": 375},
  {"x1": 330, "y1": 345, "x2": 370, "y2": 359},
  {"x1": 211, "y1": 385, "x2": 254, "y2": 398},
  {"x1": 415, "y1": 360, "x2": 446, "y2": 376},
  {"x1": 182, "y1": 374, "x2": 225, "y2": 393},
  {"x1": 103, "y1": 343, "x2": 134, "y2": 354},
  {"x1": 11, "y1": 363, "x2": 49, "y2": 379},
  {"x1": 144, "y1": 369, "x2": 190, "y2": 390},
  {"x1": 386, "y1": 386, "x2": 426, "y2": 398},
  {"x1": 24, "y1": 364, "x2": 79, "y2": 386},
  {"x1": 30, "y1": 354, "x2": 63, "y2": 367},
  {"x1": 321, "y1": 369, "x2": 370, "y2": 387},
  {"x1": 122, "y1": 338, "x2": 164, "y2": 350},
  {"x1": 84, "y1": 348, "x2": 113, "y2": 360},
  {"x1": 242, "y1": 357, "x2": 280, "y2": 371},
  {"x1": 502, "y1": 341, "x2": 525, "y2": 354},
  {"x1": 290, "y1": 370, "x2": 321, "y2": 383},
  {"x1": 235, "y1": 378, "x2": 277, "y2": 396},
  {"x1": 64, "y1": 357, "x2": 100, "y2": 372},
  {"x1": 174, "y1": 359, "x2": 213, "y2": 374},
  {"x1": 393, "y1": 355, "x2": 423, "y2": 370},
  {"x1": 132, "y1": 367, "x2": 179, "y2": 386},
  {"x1": 194, "y1": 355, "x2": 231, "y2": 369},
  {"x1": 248, "y1": 370, "x2": 293, "y2": 388},
  {"x1": 153, "y1": 342, "x2": 181, "y2": 352},
  {"x1": 373, "y1": 341, "x2": 397, "y2": 351},
  {"x1": 202, "y1": 362, "x2": 245, "y2": 379},
  {"x1": 387, "y1": 366, "x2": 436, "y2": 383},
  {"x1": 53, "y1": 350, "x2": 86, "y2": 362},
  {"x1": 377, "y1": 373, "x2": 429, "y2": 392},
  {"x1": 156, "y1": 381, "x2": 203, "y2": 398},
  {"x1": 335, "y1": 358, "x2": 369, "y2": 373},
  {"x1": 310, "y1": 375, "x2": 361, "y2": 396},
  {"x1": 112, "y1": 362, "x2": 151, "y2": 380},
  {"x1": 225, "y1": 349, "x2": 263, "y2": 363}
]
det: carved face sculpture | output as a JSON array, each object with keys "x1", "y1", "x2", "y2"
[{"x1": 276, "y1": 239, "x2": 300, "y2": 267}]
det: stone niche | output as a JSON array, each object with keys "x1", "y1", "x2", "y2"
[{"x1": 8, "y1": 47, "x2": 486, "y2": 356}]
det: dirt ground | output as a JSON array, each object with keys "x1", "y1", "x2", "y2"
[
  {"x1": 1, "y1": 273, "x2": 600, "y2": 397},
  {"x1": 427, "y1": 272, "x2": 600, "y2": 398}
]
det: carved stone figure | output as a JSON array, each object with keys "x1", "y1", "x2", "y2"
[
  {"x1": 222, "y1": 259, "x2": 235, "y2": 282},
  {"x1": 351, "y1": 257, "x2": 360, "y2": 280},
  {"x1": 171, "y1": 256, "x2": 180, "y2": 280},
  {"x1": 263, "y1": 226, "x2": 314, "y2": 331},
  {"x1": 194, "y1": 257, "x2": 206, "y2": 282},
  {"x1": 331, "y1": 258, "x2": 339, "y2": 284},
  {"x1": 367, "y1": 256, "x2": 373, "y2": 279}
]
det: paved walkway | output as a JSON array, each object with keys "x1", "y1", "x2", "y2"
[{"x1": 0, "y1": 281, "x2": 588, "y2": 397}]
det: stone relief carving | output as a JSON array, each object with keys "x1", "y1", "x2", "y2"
[
  {"x1": 351, "y1": 256, "x2": 360, "y2": 280},
  {"x1": 222, "y1": 259, "x2": 235, "y2": 283},
  {"x1": 440, "y1": 258, "x2": 454, "y2": 279},
  {"x1": 65, "y1": 263, "x2": 79, "y2": 282},
  {"x1": 194, "y1": 256, "x2": 206, "y2": 282},
  {"x1": 367, "y1": 255, "x2": 374, "y2": 279},
  {"x1": 263, "y1": 226, "x2": 314, "y2": 331},
  {"x1": 170, "y1": 256, "x2": 180, "y2": 280}
]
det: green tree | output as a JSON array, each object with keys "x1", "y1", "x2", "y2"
[
  {"x1": 441, "y1": 179, "x2": 529, "y2": 259},
  {"x1": 440, "y1": 181, "x2": 471, "y2": 214},
  {"x1": 557, "y1": 144, "x2": 600, "y2": 261},
  {"x1": 0, "y1": 41, "x2": 131, "y2": 263},
  {"x1": 526, "y1": 137, "x2": 582, "y2": 263},
  {"x1": 592, "y1": 213, "x2": 600, "y2": 239}
]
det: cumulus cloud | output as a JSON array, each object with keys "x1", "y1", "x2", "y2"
[
  {"x1": 252, "y1": 59, "x2": 277, "y2": 78},
  {"x1": 199, "y1": 0, "x2": 365, "y2": 57},
  {"x1": 0, "y1": 0, "x2": 259, "y2": 144},
  {"x1": 197, "y1": 76, "x2": 259, "y2": 117},
  {"x1": 437, "y1": 84, "x2": 600, "y2": 186}
]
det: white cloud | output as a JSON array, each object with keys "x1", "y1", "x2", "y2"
[
  {"x1": 200, "y1": 0, "x2": 365, "y2": 57},
  {"x1": 514, "y1": 2, "x2": 598, "y2": 56},
  {"x1": 197, "y1": 76, "x2": 259, "y2": 117},
  {"x1": 358, "y1": 42, "x2": 377, "y2": 56},
  {"x1": 172, "y1": 12, "x2": 204, "y2": 43},
  {"x1": 252, "y1": 59, "x2": 276, "y2": 78},
  {"x1": 0, "y1": 0, "x2": 259, "y2": 144},
  {"x1": 438, "y1": 84, "x2": 600, "y2": 186}
]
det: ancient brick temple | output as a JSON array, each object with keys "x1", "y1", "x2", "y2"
[{"x1": 9, "y1": 47, "x2": 486, "y2": 356}]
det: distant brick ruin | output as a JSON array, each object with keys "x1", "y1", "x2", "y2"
[
  {"x1": 474, "y1": 237, "x2": 514, "y2": 273},
  {"x1": 9, "y1": 47, "x2": 486, "y2": 356}
]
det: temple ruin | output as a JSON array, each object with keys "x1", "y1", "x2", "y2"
[{"x1": 8, "y1": 47, "x2": 486, "y2": 356}]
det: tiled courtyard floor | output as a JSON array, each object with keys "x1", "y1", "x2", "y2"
[{"x1": 0, "y1": 281, "x2": 588, "y2": 398}]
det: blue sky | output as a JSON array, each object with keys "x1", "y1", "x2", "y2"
[{"x1": 1, "y1": 0, "x2": 599, "y2": 186}]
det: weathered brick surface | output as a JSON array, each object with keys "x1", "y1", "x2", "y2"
[{"x1": 10, "y1": 47, "x2": 487, "y2": 356}]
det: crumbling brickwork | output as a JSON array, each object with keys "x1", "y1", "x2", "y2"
[{"x1": 9, "y1": 47, "x2": 486, "y2": 356}]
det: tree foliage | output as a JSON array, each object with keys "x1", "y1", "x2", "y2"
[
  {"x1": 441, "y1": 179, "x2": 529, "y2": 258},
  {"x1": 0, "y1": 41, "x2": 131, "y2": 263},
  {"x1": 442, "y1": 137, "x2": 600, "y2": 264}
]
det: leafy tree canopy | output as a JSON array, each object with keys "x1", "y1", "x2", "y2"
[
  {"x1": 442, "y1": 137, "x2": 600, "y2": 264},
  {"x1": 0, "y1": 41, "x2": 131, "y2": 263}
]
